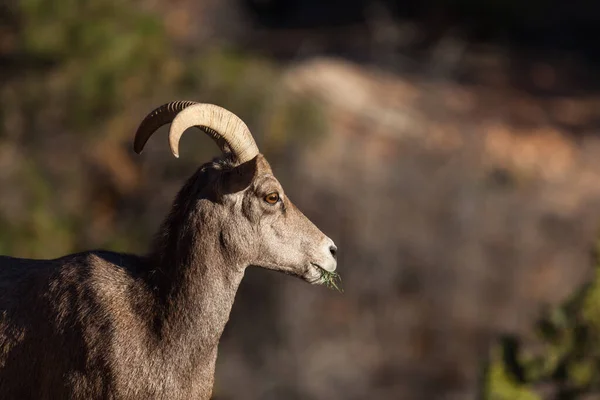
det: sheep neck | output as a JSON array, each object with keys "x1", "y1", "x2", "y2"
[{"x1": 147, "y1": 193, "x2": 246, "y2": 380}]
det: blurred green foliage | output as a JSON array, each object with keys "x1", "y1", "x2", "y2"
[
  {"x1": 1, "y1": 0, "x2": 172, "y2": 258},
  {"x1": 485, "y1": 240, "x2": 600, "y2": 399},
  {"x1": 19, "y1": 0, "x2": 168, "y2": 127}
]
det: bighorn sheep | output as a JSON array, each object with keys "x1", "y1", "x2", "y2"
[{"x1": 0, "y1": 101, "x2": 338, "y2": 399}]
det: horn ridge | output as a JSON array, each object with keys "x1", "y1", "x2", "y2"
[
  {"x1": 133, "y1": 101, "x2": 199, "y2": 154},
  {"x1": 133, "y1": 101, "x2": 259, "y2": 164}
]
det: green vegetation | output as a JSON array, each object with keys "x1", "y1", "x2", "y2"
[
  {"x1": 320, "y1": 269, "x2": 343, "y2": 293},
  {"x1": 485, "y1": 240, "x2": 600, "y2": 399}
]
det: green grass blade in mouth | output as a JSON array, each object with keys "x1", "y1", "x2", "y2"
[{"x1": 320, "y1": 269, "x2": 343, "y2": 293}]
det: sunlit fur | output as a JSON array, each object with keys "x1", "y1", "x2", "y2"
[{"x1": 0, "y1": 154, "x2": 336, "y2": 399}]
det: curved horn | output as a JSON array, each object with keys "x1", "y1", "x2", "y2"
[{"x1": 133, "y1": 101, "x2": 259, "y2": 164}]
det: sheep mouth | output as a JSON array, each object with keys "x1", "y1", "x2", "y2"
[
  {"x1": 304, "y1": 263, "x2": 324, "y2": 284},
  {"x1": 307, "y1": 263, "x2": 343, "y2": 292}
]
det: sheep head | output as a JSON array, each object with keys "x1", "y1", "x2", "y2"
[{"x1": 134, "y1": 101, "x2": 337, "y2": 284}]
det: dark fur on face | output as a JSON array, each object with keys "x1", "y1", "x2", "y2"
[{"x1": 0, "y1": 154, "x2": 336, "y2": 399}]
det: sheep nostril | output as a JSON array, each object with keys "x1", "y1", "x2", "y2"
[{"x1": 329, "y1": 245, "x2": 338, "y2": 259}]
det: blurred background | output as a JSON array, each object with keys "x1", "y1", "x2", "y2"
[{"x1": 3, "y1": 0, "x2": 600, "y2": 399}]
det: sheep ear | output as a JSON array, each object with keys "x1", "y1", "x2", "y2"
[{"x1": 219, "y1": 156, "x2": 258, "y2": 195}]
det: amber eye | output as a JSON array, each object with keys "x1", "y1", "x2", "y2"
[{"x1": 264, "y1": 192, "x2": 280, "y2": 205}]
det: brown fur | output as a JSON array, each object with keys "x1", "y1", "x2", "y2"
[{"x1": 0, "y1": 155, "x2": 337, "y2": 399}]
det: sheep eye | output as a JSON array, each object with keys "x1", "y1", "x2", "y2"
[{"x1": 264, "y1": 192, "x2": 280, "y2": 205}]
